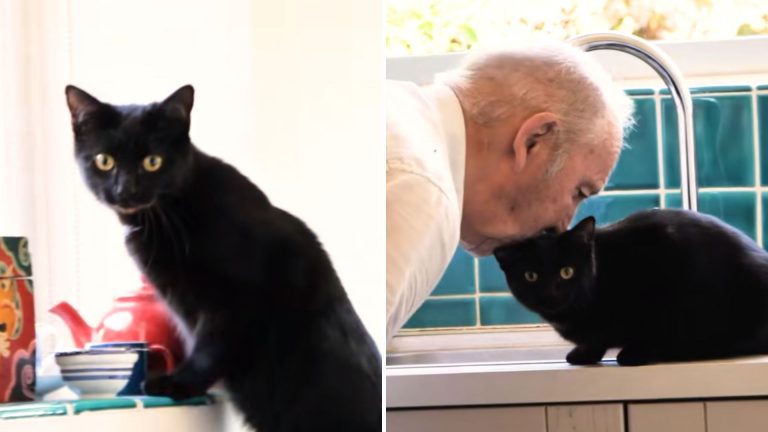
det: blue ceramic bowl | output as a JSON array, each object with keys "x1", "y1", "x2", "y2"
[{"x1": 54, "y1": 349, "x2": 139, "y2": 398}]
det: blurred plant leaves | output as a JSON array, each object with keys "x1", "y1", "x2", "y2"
[{"x1": 387, "y1": 0, "x2": 768, "y2": 55}]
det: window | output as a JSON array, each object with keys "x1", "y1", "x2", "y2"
[{"x1": 387, "y1": 0, "x2": 768, "y2": 56}]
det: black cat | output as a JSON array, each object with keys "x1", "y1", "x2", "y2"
[
  {"x1": 494, "y1": 208, "x2": 768, "y2": 366},
  {"x1": 65, "y1": 85, "x2": 381, "y2": 431}
]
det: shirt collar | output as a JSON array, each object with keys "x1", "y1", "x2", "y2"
[{"x1": 423, "y1": 83, "x2": 466, "y2": 211}]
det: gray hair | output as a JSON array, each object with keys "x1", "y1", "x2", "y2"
[{"x1": 437, "y1": 42, "x2": 635, "y2": 176}]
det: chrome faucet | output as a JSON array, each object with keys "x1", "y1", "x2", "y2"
[{"x1": 569, "y1": 32, "x2": 698, "y2": 211}]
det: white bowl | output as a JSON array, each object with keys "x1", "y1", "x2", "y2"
[{"x1": 54, "y1": 349, "x2": 139, "y2": 398}]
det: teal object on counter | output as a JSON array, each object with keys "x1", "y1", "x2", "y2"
[{"x1": 0, "y1": 395, "x2": 214, "y2": 420}]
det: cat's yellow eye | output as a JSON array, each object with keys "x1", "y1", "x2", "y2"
[
  {"x1": 143, "y1": 155, "x2": 163, "y2": 172},
  {"x1": 524, "y1": 271, "x2": 538, "y2": 282},
  {"x1": 94, "y1": 153, "x2": 115, "y2": 171},
  {"x1": 560, "y1": 266, "x2": 575, "y2": 280}
]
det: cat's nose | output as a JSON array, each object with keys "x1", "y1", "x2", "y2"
[{"x1": 115, "y1": 179, "x2": 137, "y2": 197}]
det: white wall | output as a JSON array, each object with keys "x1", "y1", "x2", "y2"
[
  {"x1": 386, "y1": 37, "x2": 768, "y2": 86},
  {"x1": 0, "y1": 0, "x2": 384, "y2": 356}
]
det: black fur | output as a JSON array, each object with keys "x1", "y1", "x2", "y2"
[
  {"x1": 65, "y1": 85, "x2": 381, "y2": 431},
  {"x1": 494, "y1": 209, "x2": 768, "y2": 366}
]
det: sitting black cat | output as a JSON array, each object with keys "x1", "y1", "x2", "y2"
[
  {"x1": 494, "y1": 208, "x2": 768, "y2": 366},
  {"x1": 65, "y1": 85, "x2": 381, "y2": 431}
]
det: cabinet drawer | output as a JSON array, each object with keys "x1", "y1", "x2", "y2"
[
  {"x1": 387, "y1": 406, "x2": 545, "y2": 432},
  {"x1": 546, "y1": 404, "x2": 624, "y2": 432},
  {"x1": 627, "y1": 402, "x2": 705, "y2": 432}
]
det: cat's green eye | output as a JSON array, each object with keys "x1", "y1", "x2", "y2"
[
  {"x1": 94, "y1": 153, "x2": 115, "y2": 171},
  {"x1": 524, "y1": 271, "x2": 538, "y2": 282},
  {"x1": 560, "y1": 266, "x2": 575, "y2": 279},
  {"x1": 143, "y1": 155, "x2": 163, "y2": 172}
]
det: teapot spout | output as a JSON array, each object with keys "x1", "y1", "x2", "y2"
[{"x1": 49, "y1": 302, "x2": 93, "y2": 348}]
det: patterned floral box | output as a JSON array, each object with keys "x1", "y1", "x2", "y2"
[{"x1": 0, "y1": 237, "x2": 35, "y2": 402}]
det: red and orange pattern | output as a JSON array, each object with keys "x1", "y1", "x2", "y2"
[{"x1": 0, "y1": 238, "x2": 35, "y2": 402}]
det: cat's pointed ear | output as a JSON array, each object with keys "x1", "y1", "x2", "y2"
[
  {"x1": 493, "y1": 246, "x2": 509, "y2": 264},
  {"x1": 65, "y1": 85, "x2": 102, "y2": 126},
  {"x1": 493, "y1": 243, "x2": 519, "y2": 267},
  {"x1": 161, "y1": 85, "x2": 194, "y2": 121},
  {"x1": 570, "y1": 216, "x2": 596, "y2": 242}
]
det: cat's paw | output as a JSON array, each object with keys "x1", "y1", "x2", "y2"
[
  {"x1": 616, "y1": 347, "x2": 653, "y2": 366},
  {"x1": 566, "y1": 346, "x2": 605, "y2": 365},
  {"x1": 143, "y1": 373, "x2": 207, "y2": 400}
]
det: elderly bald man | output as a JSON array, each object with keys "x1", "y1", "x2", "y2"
[{"x1": 386, "y1": 41, "x2": 635, "y2": 344}]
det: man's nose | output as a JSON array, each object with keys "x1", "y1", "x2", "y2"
[{"x1": 550, "y1": 213, "x2": 574, "y2": 234}]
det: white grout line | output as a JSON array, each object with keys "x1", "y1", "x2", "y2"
[
  {"x1": 662, "y1": 90, "x2": 765, "y2": 98},
  {"x1": 635, "y1": 89, "x2": 768, "y2": 98},
  {"x1": 473, "y1": 257, "x2": 481, "y2": 327},
  {"x1": 752, "y1": 89, "x2": 764, "y2": 247},
  {"x1": 600, "y1": 189, "x2": 661, "y2": 195},
  {"x1": 601, "y1": 187, "x2": 767, "y2": 195},
  {"x1": 430, "y1": 292, "x2": 514, "y2": 300},
  {"x1": 697, "y1": 187, "x2": 763, "y2": 193}
]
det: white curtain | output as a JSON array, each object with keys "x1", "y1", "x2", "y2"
[{"x1": 0, "y1": 0, "x2": 383, "y2": 354}]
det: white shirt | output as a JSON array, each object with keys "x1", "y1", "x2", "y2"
[{"x1": 386, "y1": 80, "x2": 467, "y2": 345}]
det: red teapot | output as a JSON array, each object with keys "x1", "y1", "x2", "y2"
[{"x1": 49, "y1": 276, "x2": 185, "y2": 370}]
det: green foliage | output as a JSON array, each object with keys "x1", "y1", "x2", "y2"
[{"x1": 387, "y1": 0, "x2": 768, "y2": 55}]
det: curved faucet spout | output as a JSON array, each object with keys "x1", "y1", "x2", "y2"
[{"x1": 569, "y1": 32, "x2": 697, "y2": 211}]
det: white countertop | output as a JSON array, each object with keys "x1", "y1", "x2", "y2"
[{"x1": 387, "y1": 355, "x2": 768, "y2": 408}]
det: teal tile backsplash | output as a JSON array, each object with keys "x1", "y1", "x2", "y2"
[
  {"x1": 606, "y1": 98, "x2": 659, "y2": 190},
  {"x1": 667, "y1": 191, "x2": 758, "y2": 240},
  {"x1": 663, "y1": 96, "x2": 755, "y2": 188},
  {"x1": 574, "y1": 193, "x2": 660, "y2": 226},
  {"x1": 479, "y1": 296, "x2": 542, "y2": 326},
  {"x1": 402, "y1": 297, "x2": 476, "y2": 329},
  {"x1": 478, "y1": 256, "x2": 508, "y2": 293},
  {"x1": 699, "y1": 191, "x2": 757, "y2": 240},
  {"x1": 432, "y1": 248, "x2": 475, "y2": 295},
  {"x1": 758, "y1": 95, "x2": 768, "y2": 185},
  {"x1": 401, "y1": 84, "x2": 768, "y2": 332}
]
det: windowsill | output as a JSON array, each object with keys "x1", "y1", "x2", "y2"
[
  {"x1": 389, "y1": 325, "x2": 565, "y2": 354},
  {"x1": 0, "y1": 394, "x2": 248, "y2": 431},
  {"x1": 387, "y1": 347, "x2": 768, "y2": 409}
]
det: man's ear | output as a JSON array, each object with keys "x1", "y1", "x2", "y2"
[{"x1": 511, "y1": 112, "x2": 559, "y2": 172}]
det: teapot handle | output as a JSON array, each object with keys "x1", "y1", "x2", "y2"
[{"x1": 148, "y1": 344, "x2": 175, "y2": 372}]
